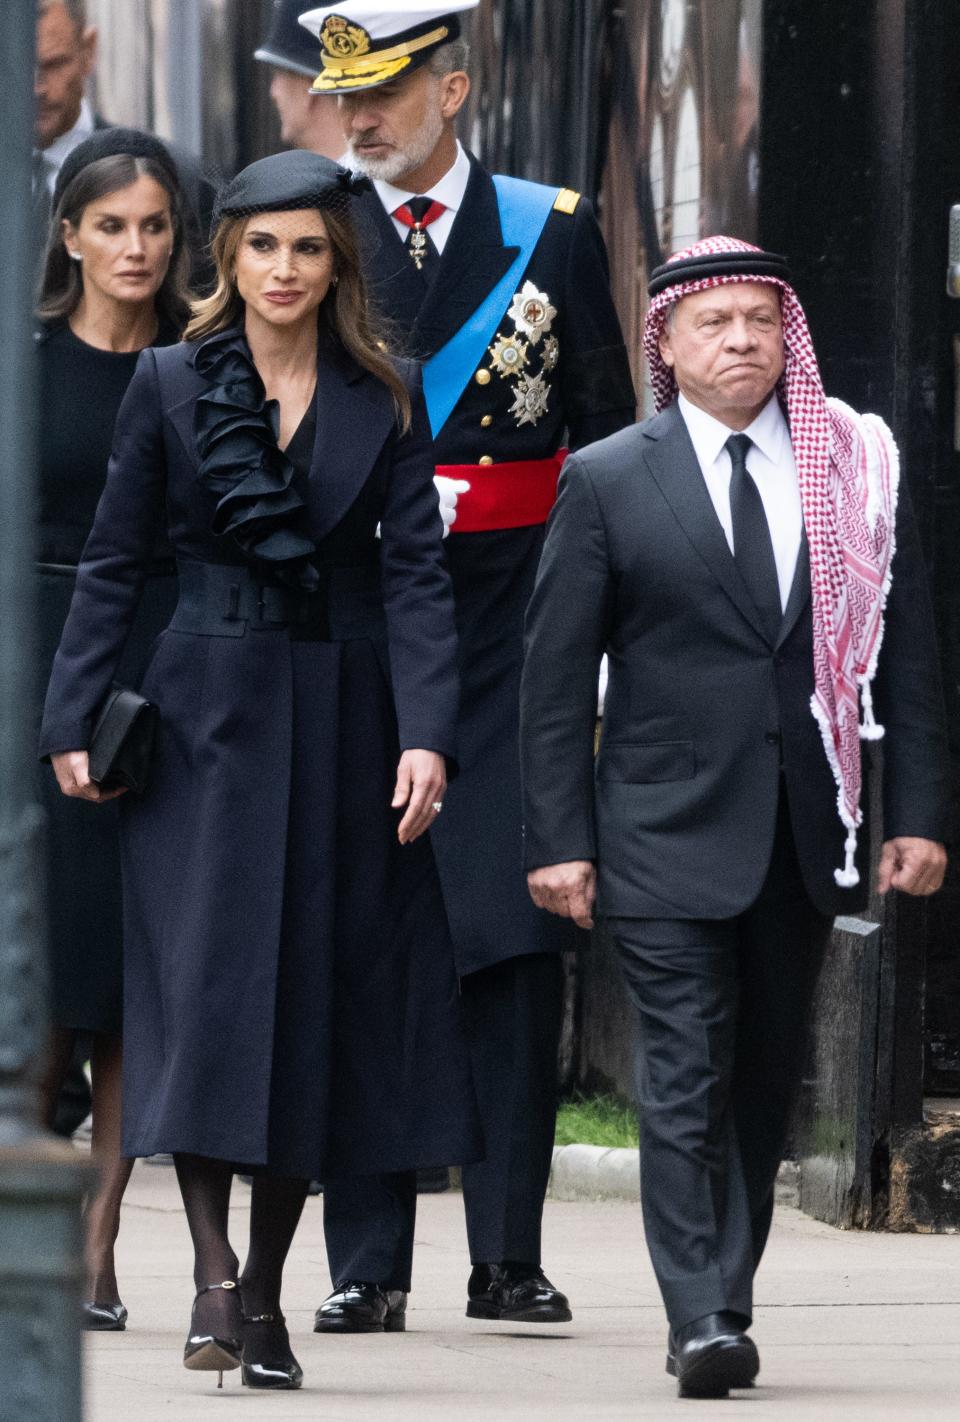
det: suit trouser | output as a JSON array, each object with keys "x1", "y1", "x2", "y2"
[
  {"x1": 608, "y1": 795, "x2": 832, "y2": 1332},
  {"x1": 323, "y1": 952, "x2": 565, "y2": 1290}
]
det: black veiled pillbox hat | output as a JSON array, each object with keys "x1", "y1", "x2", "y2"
[
  {"x1": 212, "y1": 150, "x2": 372, "y2": 228},
  {"x1": 52, "y1": 127, "x2": 180, "y2": 214},
  {"x1": 254, "y1": 0, "x2": 323, "y2": 78}
]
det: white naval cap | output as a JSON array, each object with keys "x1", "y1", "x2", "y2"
[{"x1": 299, "y1": 1, "x2": 478, "y2": 94}]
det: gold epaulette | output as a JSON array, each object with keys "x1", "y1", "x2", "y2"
[{"x1": 553, "y1": 188, "x2": 581, "y2": 216}]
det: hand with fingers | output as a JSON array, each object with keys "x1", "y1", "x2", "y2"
[
  {"x1": 526, "y1": 860, "x2": 597, "y2": 930},
  {"x1": 877, "y1": 836, "x2": 948, "y2": 896},
  {"x1": 50, "y1": 749, "x2": 128, "y2": 804},
  {"x1": 393, "y1": 749, "x2": 447, "y2": 844}
]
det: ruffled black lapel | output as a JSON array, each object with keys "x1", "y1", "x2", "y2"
[
  {"x1": 164, "y1": 327, "x2": 401, "y2": 566},
  {"x1": 193, "y1": 328, "x2": 318, "y2": 588}
]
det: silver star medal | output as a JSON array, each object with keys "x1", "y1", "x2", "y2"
[
  {"x1": 510, "y1": 370, "x2": 551, "y2": 428},
  {"x1": 542, "y1": 335, "x2": 560, "y2": 372},
  {"x1": 507, "y1": 282, "x2": 557, "y2": 345}
]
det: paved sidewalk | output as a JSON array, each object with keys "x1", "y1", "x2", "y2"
[{"x1": 86, "y1": 1158, "x2": 960, "y2": 1421}]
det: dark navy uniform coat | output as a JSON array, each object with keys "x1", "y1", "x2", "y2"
[
  {"x1": 40, "y1": 335, "x2": 481, "y2": 1179},
  {"x1": 353, "y1": 154, "x2": 636, "y2": 976}
]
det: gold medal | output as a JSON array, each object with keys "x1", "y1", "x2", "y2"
[{"x1": 488, "y1": 334, "x2": 530, "y2": 377}]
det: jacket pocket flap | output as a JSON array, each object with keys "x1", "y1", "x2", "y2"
[{"x1": 598, "y1": 740, "x2": 695, "y2": 783}]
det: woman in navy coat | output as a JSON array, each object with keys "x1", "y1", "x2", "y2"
[{"x1": 40, "y1": 150, "x2": 479, "y2": 1393}]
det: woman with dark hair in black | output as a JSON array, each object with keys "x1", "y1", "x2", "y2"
[
  {"x1": 40, "y1": 150, "x2": 479, "y2": 1392},
  {"x1": 34, "y1": 126, "x2": 191, "y2": 1333}
]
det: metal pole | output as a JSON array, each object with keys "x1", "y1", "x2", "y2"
[{"x1": 0, "y1": 2, "x2": 90, "y2": 1417}]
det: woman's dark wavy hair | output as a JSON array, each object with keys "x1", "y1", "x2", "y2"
[
  {"x1": 36, "y1": 153, "x2": 191, "y2": 331},
  {"x1": 185, "y1": 206, "x2": 412, "y2": 432}
]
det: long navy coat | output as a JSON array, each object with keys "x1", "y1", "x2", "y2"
[{"x1": 40, "y1": 332, "x2": 481, "y2": 1179}]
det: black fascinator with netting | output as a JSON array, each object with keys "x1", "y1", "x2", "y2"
[{"x1": 212, "y1": 149, "x2": 372, "y2": 228}]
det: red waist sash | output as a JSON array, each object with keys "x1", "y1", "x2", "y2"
[{"x1": 438, "y1": 450, "x2": 568, "y2": 534}]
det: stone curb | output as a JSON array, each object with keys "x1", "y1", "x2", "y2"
[{"x1": 548, "y1": 1144, "x2": 800, "y2": 1207}]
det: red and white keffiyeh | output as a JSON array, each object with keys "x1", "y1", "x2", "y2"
[{"x1": 643, "y1": 236, "x2": 899, "y2": 887}]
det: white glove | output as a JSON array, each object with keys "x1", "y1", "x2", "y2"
[
  {"x1": 597, "y1": 654, "x2": 609, "y2": 717},
  {"x1": 434, "y1": 475, "x2": 471, "y2": 538}
]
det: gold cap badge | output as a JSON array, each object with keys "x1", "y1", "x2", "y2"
[{"x1": 320, "y1": 15, "x2": 372, "y2": 59}]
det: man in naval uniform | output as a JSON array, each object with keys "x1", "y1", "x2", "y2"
[{"x1": 297, "y1": 0, "x2": 636, "y2": 1331}]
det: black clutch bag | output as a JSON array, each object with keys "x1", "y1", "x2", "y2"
[{"x1": 87, "y1": 686, "x2": 158, "y2": 795}]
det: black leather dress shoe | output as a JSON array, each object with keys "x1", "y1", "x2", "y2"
[
  {"x1": 313, "y1": 1281, "x2": 407, "y2": 1333},
  {"x1": 671, "y1": 1313, "x2": 759, "y2": 1398},
  {"x1": 466, "y1": 1264, "x2": 572, "y2": 1323}
]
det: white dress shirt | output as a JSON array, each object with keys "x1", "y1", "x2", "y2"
[
  {"x1": 372, "y1": 140, "x2": 471, "y2": 255},
  {"x1": 677, "y1": 392, "x2": 803, "y2": 612},
  {"x1": 36, "y1": 97, "x2": 95, "y2": 191}
]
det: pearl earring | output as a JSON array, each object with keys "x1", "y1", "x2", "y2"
[{"x1": 68, "y1": 250, "x2": 82, "y2": 262}]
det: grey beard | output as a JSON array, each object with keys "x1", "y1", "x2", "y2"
[
  {"x1": 347, "y1": 108, "x2": 446, "y2": 186},
  {"x1": 349, "y1": 145, "x2": 417, "y2": 184}
]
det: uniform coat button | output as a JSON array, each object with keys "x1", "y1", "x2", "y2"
[
  {"x1": 479, "y1": 455, "x2": 494, "y2": 466},
  {"x1": 475, "y1": 369, "x2": 491, "y2": 385},
  {"x1": 480, "y1": 415, "x2": 493, "y2": 427}
]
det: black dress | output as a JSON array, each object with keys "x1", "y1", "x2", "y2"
[{"x1": 35, "y1": 320, "x2": 178, "y2": 1036}]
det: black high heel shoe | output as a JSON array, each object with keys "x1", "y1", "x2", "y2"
[
  {"x1": 183, "y1": 1280, "x2": 242, "y2": 1388},
  {"x1": 241, "y1": 1311, "x2": 303, "y2": 1390},
  {"x1": 82, "y1": 1300, "x2": 128, "y2": 1331}
]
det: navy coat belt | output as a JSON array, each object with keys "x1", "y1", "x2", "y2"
[{"x1": 170, "y1": 558, "x2": 386, "y2": 641}]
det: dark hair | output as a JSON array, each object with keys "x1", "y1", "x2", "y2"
[
  {"x1": 185, "y1": 207, "x2": 412, "y2": 432},
  {"x1": 37, "y1": 153, "x2": 192, "y2": 332}
]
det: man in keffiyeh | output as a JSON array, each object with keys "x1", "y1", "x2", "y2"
[{"x1": 520, "y1": 236, "x2": 949, "y2": 1398}]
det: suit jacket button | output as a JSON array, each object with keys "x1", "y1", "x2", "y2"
[
  {"x1": 765, "y1": 731, "x2": 780, "y2": 745},
  {"x1": 475, "y1": 369, "x2": 492, "y2": 386},
  {"x1": 479, "y1": 455, "x2": 494, "y2": 465}
]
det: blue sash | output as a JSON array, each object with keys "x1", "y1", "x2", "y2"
[{"x1": 421, "y1": 175, "x2": 561, "y2": 437}]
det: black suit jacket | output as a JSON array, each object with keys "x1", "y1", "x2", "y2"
[{"x1": 520, "y1": 401, "x2": 950, "y2": 919}]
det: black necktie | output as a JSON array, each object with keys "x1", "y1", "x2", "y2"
[{"x1": 726, "y1": 433, "x2": 782, "y2": 640}]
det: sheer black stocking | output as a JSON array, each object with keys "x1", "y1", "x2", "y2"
[
  {"x1": 173, "y1": 1153, "x2": 241, "y2": 1338},
  {"x1": 240, "y1": 1173, "x2": 310, "y2": 1315},
  {"x1": 41, "y1": 1027, "x2": 134, "y2": 1306},
  {"x1": 238, "y1": 1174, "x2": 309, "y2": 1379}
]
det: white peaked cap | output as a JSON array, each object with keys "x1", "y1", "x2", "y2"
[{"x1": 299, "y1": 1, "x2": 478, "y2": 93}]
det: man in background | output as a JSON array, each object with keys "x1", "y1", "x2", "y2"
[
  {"x1": 255, "y1": 0, "x2": 344, "y2": 159},
  {"x1": 32, "y1": 0, "x2": 214, "y2": 281}
]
